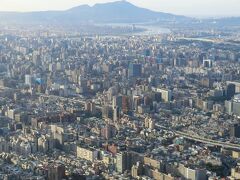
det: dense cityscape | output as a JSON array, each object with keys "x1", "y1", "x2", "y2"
[{"x1": 1, "y1": 1, "x2": 240, "y2": 180}]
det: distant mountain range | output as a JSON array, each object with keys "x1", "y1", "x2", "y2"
[
  {"x1": 0, "y1": 0, "x2": 239, "y2": 27},
  {"x1": 0, "y1": 1, "x2": 190, "y2": 25}
]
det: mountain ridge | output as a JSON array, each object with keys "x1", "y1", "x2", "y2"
[
  {"x1": 0, "y1": 1, "x2": 190, "y2": 25},
  {"x1": 0, "y1": 1, "x2": 239, "y2": 27}
]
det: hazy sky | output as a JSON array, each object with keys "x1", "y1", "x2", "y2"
[{"x1": 0, "y1": 0, "x2": 240, "y2": 17}]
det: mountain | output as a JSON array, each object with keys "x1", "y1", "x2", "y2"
[
  {"x1": 0, "y1": 1, "x2": 190, "y2": 25},
  {"x1": 65, "y1": 1, "x2": 188, "y2": 23}
]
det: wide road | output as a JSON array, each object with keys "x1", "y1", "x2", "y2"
[{"x1": 156, "y1": 124, "x2": 240, "y2": 150}]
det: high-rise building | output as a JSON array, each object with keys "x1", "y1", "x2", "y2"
[
  {"x1": 113, "y1": 106, "x2": 121, "y2": 122},
  {"x1": 115, "y1": 151, "x2": 140, "y2": 173},
  {"x1": 47, "y1": 163, "x2": 65, "y2": 180},
  {"x1": 102, "y1": 105, "x2": 112, "y2": 119},
  {"x1": 133, "y1": 96, "x2": 142, "y2": 110},
  {"x1": 178, "y1": 163, "x2": 207, "y2": 180},
  {"x1": 25, "y1": 75, "x2": 33, "y2": 86},
  {"x1": 51, "y1": 125, "x2": 64, "y2": 149},
  {"x1": 85, "y1": 101, "x2": 96, "y2": 114},
  {"x1": 225, "y1": 100, "x2": 233, "y2": 114},
  {"x1": 200, "y1": 77, "x2": 213, "y2": 88},
  {"x1": 145, "y1": 117, "x2": 155, "y2": 130},
  {"x1": 152, "y1": 87, "x2": 172, "y2": 102},
  {"x1": 232, "y1": 94, "x2": 240, "y2": 116},
  {"x1": 33, "y1": 53, "x2": 42, "y2": 66},
  {"x1": 122, "y1": 96, "x2": 131, "y2": 114},
  {"x1": 131, "y1": 162, "x2": 143, "y2": 178},
  {"x1": 128, "y1": 63, "x2": 142, "y2": 78},
  {"x1": 231, "y1": 163, "x2": 240, "y2": 179},
  {"x1": 101, "y1": 124, "x2": 117, "y2": 140},
  {"x1": 78, "y1": 75, "x2": 87, "y2": 89},
  {"x1": 112, "y1": 95, "x2": 122, "y2": 109},
  {"x1": 226, "y1": 83, "x2": 236, "y2": 100},
  {"x1": 203, "y1": 59, "x2": 213, "y2": 68},
  {"x1": 227, "y1": 81, "x2": 240, "y2": 93},
  {"x1": 77, "y1": 146, "x2": 98, "y2": 162},
  {"x1": 230, "y1": 124, "x2": 240, "y2": 138},
  {"x1": 116, "y1": 152, "x2": 129, "y2": 173},
  {"x1": 144, "y1": 49, "x2": 151, "y2": 57}
]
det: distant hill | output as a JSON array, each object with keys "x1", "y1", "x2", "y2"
[
  {"x1": 0, "y1": 1, "x2": 190, "y2": 25},
  {"x1": 65, "y1": 1, "x2": 188, "y2": 23},
  {"x1": 0, "y1": 1, "x2": 239, "y2": 28}
]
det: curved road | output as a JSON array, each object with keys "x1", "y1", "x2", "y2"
[{"x1": 155, "y1": 124, "x2": 240, "y2": 150}]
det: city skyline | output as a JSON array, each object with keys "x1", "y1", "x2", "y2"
[
  {"x1": 0, "y1": 0, "x2": 240, "y2": 17},
  {"x1": 0, "y1": 0, "x2": 240, "y2": 179}
]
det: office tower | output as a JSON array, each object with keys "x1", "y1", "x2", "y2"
[
  {"x1": 113, "y1": 106, "x2": 121, "y2": 121},
  {"x1": 78, "y1": 75, "x2": 85, "y2": 86},
  {"x1": 49, "y1": 63, "x2": 56, "y2": 72},
  {"x1": 48, "y1": 163, "x2": 65, "y2": 180},
  {"x1": 56, "y1": 62, "x2": 62, "y2": 71},
  {"x1": 131, "y1": 162, "x2": 143, "y2": 178},
  {"x1": 38, "y1": 136, "x2": 49, "y2": 153},
  {"x1": 231, "y1": 163, "x2": 240, "y2": 179},
  {"x1": 116, "y1": 152, "x2": 132, "y2": 173},
  {"x1": 154, "y1": 92, "x2": 162, "y2": 103},
  {"x1": 102, "y1": 105, "x2": 113, "y2": 119},
  {"x1": 112, "y1": 95, "x2": 122, "y2": 109},
  {"x1": 77, "y1": 146, "x2": 98, "y2": 162},
  {"x1": 202, "y1": 100, "x2": 214, "y2": 111},
  {"x1": 85, "y1": 101, "x2": 96, "y2": 114},
  {"x1": 174, "y1": 58, "x2": 186, "y2": 67},
  {"x1": 102, "y1": 105, "x2": 109, "y2": 119},
  {"x1": 102, "y1": 63, "x2": 113, "y2": 73},
  {"x1": 227, "y1": 81, "x2": 240, "y2": 93},
  {"x1": 133, "y1": 96, "x2": 142, "y2": 110},
  {"x1": 116, "y1": 152, "x2": 126, "y2": 173},
  {"x1": 203, "y1": 59, "x2": 213, "y2": 68},
  {"x1": 226, "y1": 83, "x2": 236, "y2": 100},
  {"x1": 101, "y1": 124, "x2": 111, "y2": 140},
  {"x1": 51, "y1": 125, "x2": 64, "y2": 149},
  {"x1": 128, "y1": 63, "x2": 142, "y2": 78},
  {"x1": 200, "y1": 77, "x2": 213, "y2": 88},
  {"x1": 232, "y1": 94, "x2": 240, "y2": 116},
  {"x1": 145, "y1": 117, "x2": 155, "y2": 130},
  {"x1": 116, "y1": 151, "x2": 139, "y2": 173},
  {"x1": 122, "y1": 96, "x2": 131, "y2": 114},
  {"x1": 108, "y1": 87, "x2": 118, "y2": 101},
  {"x1": 178, "y1": 163, "x2": 207, "y2": 180},
  {"x1": 225, "y1": 100, "x2": 233, "y2": 114},
  {"x1": 144, "y1": 49, "x2": 151, "y2": 57},
  {"x1": 25, "y1": 75, "x2": 33, "y2": 86},
  {"x1": 0, "y1": 137, "x2": 9, "y2": 153},
  {"x1": 144, "y1": 95, "x2": 152, "y2": 106},
  {"x1": 101, "y1": 124, "x2": 116, "y2": 140},
  {"x1": 152, "y1": 88, "x2": 172, "y2": 102},
  {"x1": 33, "y1": 53, "x2": 42, "y2": 66},
  {"x1": 230, "y1": 124, "x2": 240, "y2": 138}
]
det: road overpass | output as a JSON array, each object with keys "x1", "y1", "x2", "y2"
[{"x1": 155, "y1": 124, "x2": 240, "y2": 150}]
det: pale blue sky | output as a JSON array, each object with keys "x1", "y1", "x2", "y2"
[{"x1": 0, "y1": 0, "x2": 240, "y2": 17}]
